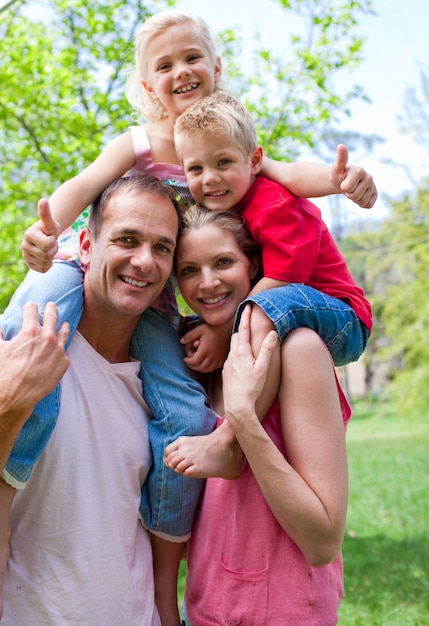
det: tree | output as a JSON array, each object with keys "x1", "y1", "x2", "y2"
[
  {"x1": 399, "y1": 62, "x2": 429, "y2": 154},
  {"x1": 0, "y1": 0, "x2": 374, "y2": 310},
  {"x1": 225, "y1": 0, "x2": 376, "y2": 161},
  {"x1": 0, "y1": 0, "x2": 162, "y2": 308},
  {"x1": 368, "y1": 183, "x2": 429, "y2": 411}
]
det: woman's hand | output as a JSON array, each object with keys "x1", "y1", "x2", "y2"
[{"x1": 222, "y1": 305, "x2": 277, "y2": 426}]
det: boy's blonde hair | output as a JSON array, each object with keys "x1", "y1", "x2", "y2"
[
  {"x1": 125, "y1": 11, "x2": 220, "y2": 124},
  {"x1": 174, "y1": 92, "x2": 258, "y2": 162}
]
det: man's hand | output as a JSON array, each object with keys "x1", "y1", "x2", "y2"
[
  {"x1": 0, "y1": 301, "x2": 70, "y2": 414},
  {"x1": 330, "y1": 144, "x2": 378, "y2": 209},
  {"x1": 0, "y1": 301, "x2": 70, "y2": 471},
  {"x1": 21, "y1": 198, "x2": 61, "y2": 273}
]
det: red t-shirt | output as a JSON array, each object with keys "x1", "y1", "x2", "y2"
[{"x1": 235, "y1": 176, "x2": 372, "y2": 331}]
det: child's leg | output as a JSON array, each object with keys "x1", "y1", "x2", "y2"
[
  {"x1": 151, "y1": 535, "x2": 183, "y2": 626},
  {"x1": 1, "y1": 262, "x2": 84, "y2": 488},
  {"x1": 244, "y1": 304, "x2": 281, "y2": 419},
  {"x1": 131, "y1": 307, "x2": 216, "y2": 539},
  {"x1": 0, "y1": 479, "x2": 15, "y2": 619},
  {"x1": 237, "y1": 283, "x2": 369, "y2": 366}
]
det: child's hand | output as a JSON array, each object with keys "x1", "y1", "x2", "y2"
[
  {"x1": 330, "y1": 144, "x2": 378, "y2": 209},
  {"x1": 181, "y1": 322, "x2": 231, "y2": 373},
  {"x1": 21, "y1": 198, "x2": 61, "y2": 273}
]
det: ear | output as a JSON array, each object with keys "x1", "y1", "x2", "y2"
[
  {"x1": 214, "y1": 56, "x2": 222, "y2": 84},
  {"x1": 249, "y1": 256, "x2": 260, "y2": 281},
  {"x1": 141, "y1": 80, "x2": 159, "y2": 101},
  {"x1": 79, "y1": 229, "x2": 92, "y2": 266},
  {"x1": 250, "y1": 146, "x2": 263, "y2": 175}
]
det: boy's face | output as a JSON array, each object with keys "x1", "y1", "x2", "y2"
[{"x1": 181, "y1": 131, "x2": 263, "y2": 211}]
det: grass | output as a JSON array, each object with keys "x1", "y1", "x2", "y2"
[
  {"x1": 339, "y1": 403, "x2": 429, "y2": 625},
  {"x1": 178, "y1": 403, "x2": 429, "y2": 624}
]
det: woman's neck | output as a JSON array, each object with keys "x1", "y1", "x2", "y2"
[{"x1": 207, "y1": 369, "x2": 224, "y2": 416}]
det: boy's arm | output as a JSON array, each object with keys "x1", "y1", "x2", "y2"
[
  {"x1": 261, "y1": 144, "x2": 377, "y2": 208},
  {"x1": 22, "y1": 131, "x2": 137, "y2": 272}
]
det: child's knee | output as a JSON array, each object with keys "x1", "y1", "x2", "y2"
[{"x1": 248, "y1": 304, "x2": 277, "y2": 349}]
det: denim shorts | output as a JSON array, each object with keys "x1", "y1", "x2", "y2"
[{"x1": 234, "y1": 283, "x2": 369, "y2": 366}]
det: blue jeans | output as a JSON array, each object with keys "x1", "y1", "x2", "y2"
[
  {"x1": 2, "y1": 262, "x2": 216, "y2": 540},
  {"x1": 235, "y1": 283, "x2": 369, "y2": 366}
]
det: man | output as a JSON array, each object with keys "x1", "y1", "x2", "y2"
[
  {"x1": 2, "y1": 175, "x2": 181, "y2": 625},
  {"x1": 0, "y1": 301, "x2": 69, "y2": 472}
]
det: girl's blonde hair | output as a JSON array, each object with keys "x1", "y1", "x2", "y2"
[{"x1": 125, "y1": 11, "x2": 220, "y2": 124}]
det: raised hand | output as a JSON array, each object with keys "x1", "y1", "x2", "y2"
[
  {"x1": 21, "y1": 198, "x2": 61, "y2": 272},
  {"x1": 330, "y1": 144, "x2": 378, "y2": 209}
]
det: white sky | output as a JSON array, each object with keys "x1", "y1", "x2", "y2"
[{"x1": 176, "y1": 0, "x2": 429, "y2": 223}]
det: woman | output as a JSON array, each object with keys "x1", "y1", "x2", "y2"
[{"x1": 166, "y1": 205, "x2": 351, "y2": 625}]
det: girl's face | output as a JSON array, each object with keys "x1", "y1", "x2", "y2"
[
  {"x1": 176, "y1": 223, "x2": 259, "y2": 327},
  {"x1": 142, "y1": 23, "x2": 221, "y2": 120}
]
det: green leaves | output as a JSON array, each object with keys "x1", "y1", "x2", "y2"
[
  {"x1": 361, "y1": 182, "x2": 429, "y2": 410},
  {"x1": 0, "y1": 0, "x2": 151, "y2": 308},
  {"x1": 241, "y1": 0, "x2": 375, "y2": 160},
  {"x1": 0, "y1": 0, "x2": 375, "y2": 311}
]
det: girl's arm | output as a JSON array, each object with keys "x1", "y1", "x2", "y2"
[
  {"x1": 262, "y1": 143, "x2": 377, "y2": 209},
  {"x1": 22, "y1": 131, "x2": 137, "y2": 272},
  {"x1": 181, "y1": 318, "x2": 233, "y2": 373},
  {"x1": 222, "y1": 306, "x2": 348, "y2": 567}
]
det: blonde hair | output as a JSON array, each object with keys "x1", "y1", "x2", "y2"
[
  {"x1": 176, "y1": 204, "x2": 262, "y2": 279},
  {"x1": 125, "y1": 11, "x2": 220, "y2": 124},
  {"x1": 174, "y1": 92, "x2": 257, "y2": 161}
]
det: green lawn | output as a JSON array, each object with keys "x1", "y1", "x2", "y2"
[
  {"x1": 339, "y1": 404, "x2": 429, "y2": 625},
  {"x1": 178, "y1": 404, "x2": 429, "y2": 624}
]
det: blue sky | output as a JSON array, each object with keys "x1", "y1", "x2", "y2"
[{"x1": 176, "y1": 0, "x2": 429, "y2": 223}]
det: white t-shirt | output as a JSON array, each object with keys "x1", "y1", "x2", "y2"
[{"x1": 2, "y1": 332, "x2": 161, "y2": 626}]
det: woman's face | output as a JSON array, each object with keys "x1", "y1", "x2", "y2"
[{"x1": 176, "y1": 223, "x2": 258, "y2": 326}]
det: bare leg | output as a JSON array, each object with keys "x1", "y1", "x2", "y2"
[
  {"x1": 151, "y1": 535, "x2": 184, "y2": 626},
  {"x1": 248, "y1": 304, "x2": 281, "y2": 419},
  {"x1": 0, "y1": 479, "x2": 16, "y2": 618},
  {"x1": 164, "y1": 305, "x2": 280, "y2": 479}
]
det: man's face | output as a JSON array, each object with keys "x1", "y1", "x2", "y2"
[{"x1": 80, "y1": 189, "x2": 179, "y2": 322}]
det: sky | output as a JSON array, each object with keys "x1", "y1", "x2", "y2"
[{"x1": 176, "y1": 0, "x2": 429, "y2": 224}]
